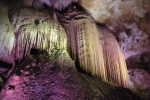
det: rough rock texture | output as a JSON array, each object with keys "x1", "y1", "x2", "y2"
[
  {"x1": 126, "y1": 52, "x2": 150, "y2": 73},
  {"x1": 80, "y1": 0, "x2": 148, "y2": 24},
  {"x1": 129, "y1": 68, "x2": 150, "y2": 90},
  {"x1": 128, "y1": 68, "x2": 150, "y2": 99},
  {"x1": 0, "y1": 51, "x2": 141, "y2": 100},
  {"x1": 119, "y1": 23, "x2": 150, "y2": 59},
  {"x1": 127, "y1": 52, "x2": 150, "y2": 99}
]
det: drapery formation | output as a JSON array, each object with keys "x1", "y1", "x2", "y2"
[{"x1": 59, "y1": 5, "x2": 129, "y2": 88}]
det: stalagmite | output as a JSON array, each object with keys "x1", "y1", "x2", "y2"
[{"x1": 58, "y1": 3, "x2": 129, "y2": 88}]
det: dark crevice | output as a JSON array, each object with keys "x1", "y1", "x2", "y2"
[
  {"x1": 30, "y1": 48, "x2": 40, "y2": 55},
  {"x1": 75, "y1": 60, "x2": 92, "y2": 76},
  {"x1": 34, "y1": 19, "x2": 40, "y2": 25}
]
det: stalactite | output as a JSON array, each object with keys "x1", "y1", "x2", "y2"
[
  {"x1": 59, "y1": 7, "x2": 129, "y2": 88},
  {"x1": 8, "y1": 8, "x2": 67, "y2": 62}
]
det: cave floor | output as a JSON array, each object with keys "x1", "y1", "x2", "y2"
[{"x1": 0, "y1": 50, "x2": 142, "y2": 100}]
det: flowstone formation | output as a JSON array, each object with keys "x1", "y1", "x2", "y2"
[{"x1": 58, "y1": 3, "x2": 129, "y2": 88}]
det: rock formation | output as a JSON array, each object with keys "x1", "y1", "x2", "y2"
[
  {"x1": 0, "y1": 0, "x2": 150, "y2": 99},
  {"x1": 0, "y1": 0, "x2": 129, "y2": 88}
]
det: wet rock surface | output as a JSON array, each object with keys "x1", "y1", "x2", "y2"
[{"x1": 0, "y1": 51, "x2": 141, "y2": 100}]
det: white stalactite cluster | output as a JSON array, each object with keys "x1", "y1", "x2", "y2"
[
  {"x1": 10, "y1": 8, "x2": 67, "y2": 62},
  {"x1": 0, "y1": 5, "x2": 67, "y2": 63},
  {"x1": 60, "y1": 9, "x2": 129, "y2": 88}
]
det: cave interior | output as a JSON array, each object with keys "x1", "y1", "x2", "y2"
[{"x1": 0, "y1": 0, "x2": 150, "y2": 100}]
